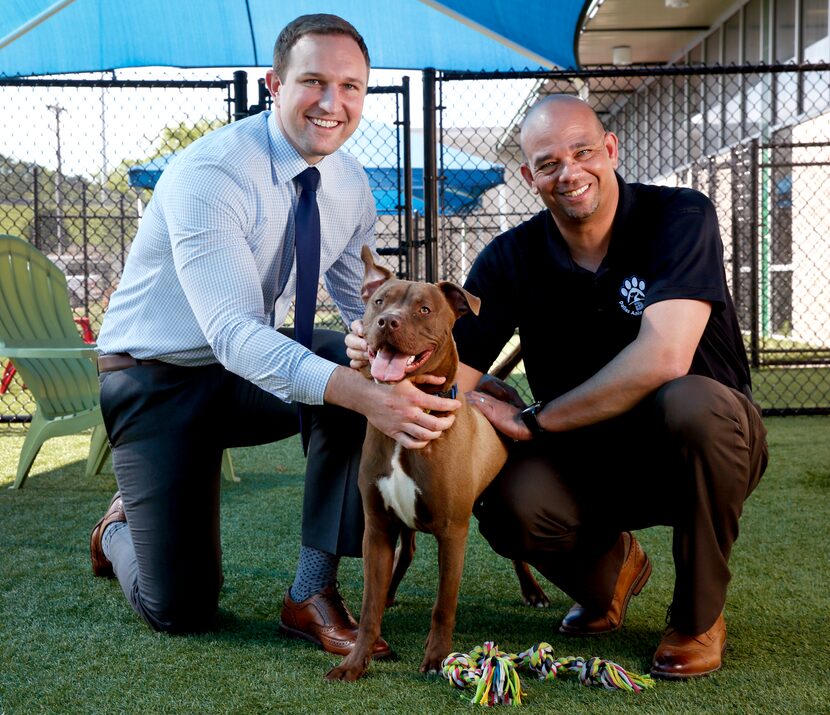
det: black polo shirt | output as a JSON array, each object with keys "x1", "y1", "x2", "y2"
[{"x1": 453, "y1": 176, "x2": 751, "y2": 403}]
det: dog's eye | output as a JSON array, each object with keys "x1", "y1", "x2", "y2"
[
  {"x1": 420, "y1": 306, "x2": 430, "y2": 314},
  {"x1": 374, "y1": 298, "x2": 383, "y2": 305}
]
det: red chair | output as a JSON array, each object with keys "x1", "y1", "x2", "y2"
[{"x1": 0, "y1": 361, "x2": 15, "y2": 394}]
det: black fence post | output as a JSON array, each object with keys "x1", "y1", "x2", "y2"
[
  {"x1": 32, "y1": 166, "x2": 40, "y2": 250},
  {"x1": 413, "y1": 211, "x2": 421, "y2": 281},
  {"x1": 422, "y1": 68, "x2": 438, "y2": 282},
  {"x1": 82, "y1": 183, "x2": 89, "y2": 313},
  {"x1": 402, "y1": 76, "x2": 413, "y2": 280},
  {"x1": 233, "y1": 70, "x2": 248, "y2": 121},
  {"x1": 119, "y1": 194, "x2": 126, "y2": 275},
  {"x1": 749, "y1": 137, "x2": 760, "y2": 370}
]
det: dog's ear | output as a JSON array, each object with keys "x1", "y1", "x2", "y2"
[
  {"x1": 360, "y1": 245, "x2": 393, "y2": 302},
  {"x1": 437, "y1": 281, "x2": 481, "y2": 319}
]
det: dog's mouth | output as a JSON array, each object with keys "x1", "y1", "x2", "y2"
[{"x1": 367, "y1": 344, "x2": 434, "y2": 383}]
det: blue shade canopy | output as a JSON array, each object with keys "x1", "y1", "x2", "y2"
[
  {"x1": 128, "y1": 118, "x2": 504, "y2": 216},
  {"x1": 127, "y1": 154, "x2": 175, "y2": 192},
  {"x1": 343, "y1": 119, "x2": 504, "y2": 215},
  {"x1": 1, "y1": 0, "x2": 584, "y2": 76}
]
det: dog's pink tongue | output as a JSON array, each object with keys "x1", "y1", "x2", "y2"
[{"x1": 371, "y1": 346, "x2": 410, "y2": 382}]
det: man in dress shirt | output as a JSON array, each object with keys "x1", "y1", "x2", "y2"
[{"x1": 89, "y1": 14, "x2": 459, "y2": 658}]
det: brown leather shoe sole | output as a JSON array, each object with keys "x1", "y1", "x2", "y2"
[
  {"x1": 278, "y1": 620, "x2": 393, "y2": 660},
  {"x1": 651, "y1": 613, "x2": 727, "y2": 679},
  {"x1": 279, "y1": 587, "x2": 393, "y2": 660},
  {"x1": 650, "y1": 642, "x2": 726, "y2": 680},
  {"x1": 90, "y1": 492, "x2": 126, "y2": 578},
  {"x1": 559, "y1": 537, "x2": 652, "y2": 636}
]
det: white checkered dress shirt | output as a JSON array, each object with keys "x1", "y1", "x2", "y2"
[{"x1": 97, "y1": 111, "x2": 376, "y2": 405}]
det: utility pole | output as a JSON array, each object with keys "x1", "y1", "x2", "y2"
[
  {"x1": 100, "y1": 85, "x2": 107, "y2": 200},
  {"x1": 46, "y1": 103, "x2": 66, "y2": 251}
]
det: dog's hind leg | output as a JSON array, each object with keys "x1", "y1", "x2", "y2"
[{"x1": 513, "y1": 560, "x2": 551, "y2": 607}]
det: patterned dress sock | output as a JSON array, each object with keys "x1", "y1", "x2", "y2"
[{"x1": 289, "y1": 545, "x2": 340, "y2": 602}]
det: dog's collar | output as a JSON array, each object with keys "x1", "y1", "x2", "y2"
[
  {"x1": 423, "y1": 383, "x2": 457, "y2": 414},
  {"x1": 435, "y1": 384, "x2": 458, "y2": 400}
]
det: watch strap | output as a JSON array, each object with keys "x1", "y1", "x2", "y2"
[{"x1": 520, "y1": 401, "x2": 546, "y2": 436}]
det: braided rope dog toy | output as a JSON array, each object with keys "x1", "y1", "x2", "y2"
[{"x1": 442, "y1": 641, "x2": 654, "y2": 706}]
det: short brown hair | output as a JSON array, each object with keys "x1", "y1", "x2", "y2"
[{"x1": 272, "y1": 14, "x2": 370, "y2": 78}]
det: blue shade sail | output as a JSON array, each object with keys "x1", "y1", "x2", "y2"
[{"x1": 1, "y1": 0, "x2": 584, "y2": 76}]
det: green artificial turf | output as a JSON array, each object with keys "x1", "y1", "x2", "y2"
[{"x1": 1, "y1": 416, "x2": 829, "y2": 714}]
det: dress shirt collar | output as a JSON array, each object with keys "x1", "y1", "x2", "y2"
[{"x1": 266, "y1": 111, "x2": 329, "y2": 188}]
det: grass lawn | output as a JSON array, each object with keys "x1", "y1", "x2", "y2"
[{"x1": 1, "y1": 416, "x2": 829, "y2": 714}]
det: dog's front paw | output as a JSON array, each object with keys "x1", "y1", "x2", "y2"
[
  {"x1": 419, "y1": 654, "x2": 445, "y2": 676},
  {"x1": 325, "y1": 657, "x2": 369, "y2": 682},
  {"x1": 420, "y1": 641, "x2": 451, "y2": 675}
]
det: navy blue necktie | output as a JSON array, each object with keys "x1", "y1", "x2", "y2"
[
  {"x1": 294, "y1": 166, "x2": 321, "y2": 351},
  {"x1": 293, "y1": 167, "x2": 321, "y2": 451}
]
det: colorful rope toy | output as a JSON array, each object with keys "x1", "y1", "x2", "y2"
[{"x1": 441, "y1": 641, "x2": 654, "y2": 706}]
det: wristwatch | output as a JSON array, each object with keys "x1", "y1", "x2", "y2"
[{"x1": 520, "y1": 401, "x2": 546, "y2": 437}]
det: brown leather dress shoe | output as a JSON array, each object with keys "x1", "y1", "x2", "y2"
[
  {"x1": 90, "y1": 491, "x2": 126, "y2": 578},
  {"x1": 559, "y1": 532, "x2": 651, "y2": 635},
  {"x1": 279, "y1": 586, "x2": 392, "y2": 659},
  {"x1": 651, "y1": 612, "x2": 726, "y2": 679}
]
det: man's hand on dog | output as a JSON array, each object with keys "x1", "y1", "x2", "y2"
[
  {"x1": 468, "y1": 388, "x2": 534, "y2": 442},
  {"x1": 474, "y1": 374, "x2": 525, "y2": 408},
  {"x1": 374, "y1": 376, "x2": 460, "y2": 449},
  {"x1": 345, "y1": 319, "x2": 371, "y2": 369},
  {"x1": 345, "y1": 320, "x2": 460, "y2": 449}
]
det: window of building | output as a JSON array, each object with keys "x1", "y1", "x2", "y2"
[
  {"x1": 724, "y1": 12, "x2": 741, "y2": 65},
  {"x1": 775, "y1": 0, "x2": 797, "y2": 62},
  {"x1": 689, "y1": 41, "x2": 703, "y2": 64},
  {"x1": 704, "y1": 29, "x2": 722, "y2": 151},
  {"x1": 773, "y1": 0, "x2": 798, "y2": 122},
  {"x1": 744, "y1": 0, "x2": 763, "y2": 62},
  {"x1": 801, "y1": 0, "x2": 829, "y2": 111},
  {"x1": 802, "y1": 0, "x2": 829, "y2": 58},
  {"x1": 705, "y1": 28, "x2": 722, "y2": 64}
]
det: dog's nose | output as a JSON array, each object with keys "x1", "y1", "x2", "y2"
[{"x1": 377, "y1": 314, "x2": 400, "y2": 331}]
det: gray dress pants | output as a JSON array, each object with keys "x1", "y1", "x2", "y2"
[
  {"x1": 98, "y1": 329, "x2": 366, "y2": 633},
  {"x1": 474, "y1": 374, "x2": 768, "y2": 635}
]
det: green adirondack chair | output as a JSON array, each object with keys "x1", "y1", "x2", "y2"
[
  {"x1": 0, "y1": 234, "x2": 107, "y2": 488},
  {"x1": 0, "y1": 234, "x2": 237, "y2": 488}
]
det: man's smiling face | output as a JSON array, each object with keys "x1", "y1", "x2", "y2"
[
  {"x1": 267, "y1": 33, "x2": 368, "y2": 165},
  {"x1": 520, "y1": 98, "x2": 619, "y2": 224}
]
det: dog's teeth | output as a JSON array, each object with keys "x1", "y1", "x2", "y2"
[{"x1": 406, "y1": 355, "x2": 415, "y2": 365}]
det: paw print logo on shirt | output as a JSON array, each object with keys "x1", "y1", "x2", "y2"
[{"x1": 618, "y1": 276, "x2": 647, "y2": 316}]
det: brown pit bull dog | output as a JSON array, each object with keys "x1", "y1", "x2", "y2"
[{"x1": 326, "y1": 247, "x2": 547, "y2": 682}]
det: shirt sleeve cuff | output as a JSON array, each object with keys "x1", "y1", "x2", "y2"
[{"x1": 292, "y1": 352, "x2": 339, "y2": 405}]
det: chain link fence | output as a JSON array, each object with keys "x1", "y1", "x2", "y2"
[
  {"x1": 433, "y1": 63, "x2": 830, "y2": 414},
  {"x1": 0, "y1": 72, "x2": 409, "y2": 421},
  {"x1": 2, "y1": 63, "x2": 828, "y2": 419}
]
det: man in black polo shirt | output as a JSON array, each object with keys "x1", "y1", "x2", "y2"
[{"x1": 451, "y1": 94, "x2": 768, "y2": 679}]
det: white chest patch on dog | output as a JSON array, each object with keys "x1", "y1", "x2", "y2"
[{"x1": 377, "y1": 444, "x2": 421, "y2": 529}]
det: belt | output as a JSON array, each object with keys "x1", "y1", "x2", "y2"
[{"x1": 97, "y1": 353, "x2": 166, "y2": 373}]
